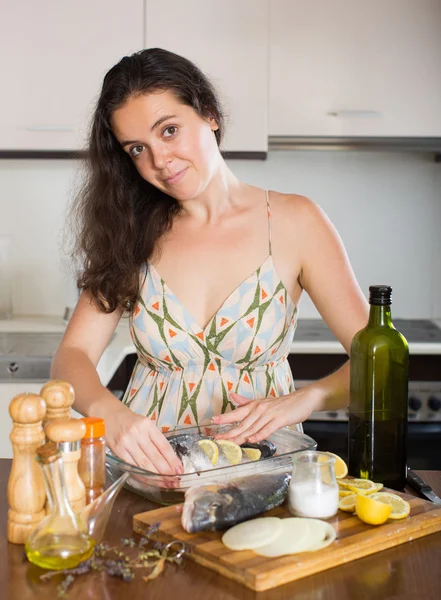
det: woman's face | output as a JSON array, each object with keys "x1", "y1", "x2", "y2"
[{"x1": 111, "y1": 90, "x2": 221, "y2": 201}]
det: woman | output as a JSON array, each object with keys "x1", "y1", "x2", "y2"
[{"x1": 52, "y1": 48, "x2": 368, "y2": 475}]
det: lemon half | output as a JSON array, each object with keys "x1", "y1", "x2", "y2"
[{"x1": 356, "y1": 494, "x2": 392, "y2": 525}]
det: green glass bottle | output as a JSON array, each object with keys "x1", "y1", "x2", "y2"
[{"x1": 348, "y1": 285, "x2": 409, "y2": 490}]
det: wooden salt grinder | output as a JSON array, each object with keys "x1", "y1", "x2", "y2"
[
  {"x1": 45, "y1": 418, "x2": 87, "y2": 512},
  {"x1": 7, "y1": 393, "x2": 47, "y2": 544},
  {"x1": 40, "y1": 379, "x2": 75, "y2": 426}
]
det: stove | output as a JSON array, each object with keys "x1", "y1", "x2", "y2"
[
  {"x1": 291, "y1": 320, "x2": 441, "y2": 470},
  {"x1": 294, "y1": 318, "x2": 441, "y2": 344}
]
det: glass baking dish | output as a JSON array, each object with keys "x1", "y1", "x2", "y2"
[{"x1": 105, "y1": 424, "x2": 317, "y2": 505}]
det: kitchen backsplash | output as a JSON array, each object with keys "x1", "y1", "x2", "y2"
[{"x1": 0, "y1": 150, "x2": 440, "y2": 319}]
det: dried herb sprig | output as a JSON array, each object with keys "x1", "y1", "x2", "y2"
[{"x1": 38, "y1": 523, "x2": 185, "y2": 598}]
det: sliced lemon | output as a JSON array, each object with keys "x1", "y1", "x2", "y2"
[
  {"x1": 338, "y1": 493, "x2": 357, "y2": 512},
  {"x1": 197, "y1": 439, "x2": 219, "y2": 466},
  {"x1": 243, "y1": 447, "x2": 261, "y2": 461},
  {"x1": 319, "y1": 452, "x2": 348, "y2": 479},
  {"x1": 338, "y1": 478, "x2": 379, "y2": 495},
  {"x1": 216, "y1": 440, "x2": 243, "y2": 465},
  {"x1": 356, "y1": 493, "x2": 392, "y2": 525},
  {"x1": 339, "y1": 489, "x2": 354, "y2": 498},
  {"x1": 370, "y1": 492, "x2": 410, "y2": 520}
]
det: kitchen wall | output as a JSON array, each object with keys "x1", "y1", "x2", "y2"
[{"x1": 0, "y1": 150, "x2": 440, "y2": 319}]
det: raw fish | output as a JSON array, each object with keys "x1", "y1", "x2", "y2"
[
  {"x1": 167, "y1": 432, "x2": 277, "y2": 474},
  {"x1": 181, "y1": 471, "x2": 291, "y2": 533}
]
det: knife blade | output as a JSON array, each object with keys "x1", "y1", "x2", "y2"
[{"x1": 406, "y1": 468, "x2": 441, "y2": 505}]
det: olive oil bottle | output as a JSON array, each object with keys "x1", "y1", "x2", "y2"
[
  {"x1": 348, "y1": 285, "x2": 409, "y2": 490},
  {"x1": 25, "y1": 443, "x2": 94, "y2": 570}
]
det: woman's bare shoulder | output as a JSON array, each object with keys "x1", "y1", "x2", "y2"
[
  {"x1": 269, "y1": 191, "x2": 327, "y2": 236},
  {"x1": 270, "y1": 190, "x2": 321, "y2": 215}
]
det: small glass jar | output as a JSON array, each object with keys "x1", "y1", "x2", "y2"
[
  {"x1": 78, "y1": 417, "x2": 106, "y2": 505},
  {"x1": 288, "y1": 451, "x2": 339, "y2": 519}
]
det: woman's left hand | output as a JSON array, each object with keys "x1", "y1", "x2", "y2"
[{"x1": 212, "y1": 390, "x2": 319, "y2": 445}]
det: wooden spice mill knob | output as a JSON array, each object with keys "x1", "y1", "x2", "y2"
[
  {"x1": 45, "y1": 418, "x2": 87, "y2": 512},
  {"x1": 7, "y1": 393, "x2": 47, "y2": 544},
  {"x1": 40, "y1": 379, "x2": 75, "y2": 424}
]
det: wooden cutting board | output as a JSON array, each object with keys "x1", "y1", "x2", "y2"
[{"x1": 133, "y1": 490, "x2": 441, "y2": 592}]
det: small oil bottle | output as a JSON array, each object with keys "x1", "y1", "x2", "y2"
[{"x1": 25, "y1": 442, "x2": 95, "y2": 570}]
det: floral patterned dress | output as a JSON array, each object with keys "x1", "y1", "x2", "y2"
[{"x1": 122, "y1": 191, "x2": 299, "y2": 433}]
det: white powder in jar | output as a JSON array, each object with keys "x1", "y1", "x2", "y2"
[{"x1": 288, "y1": 482, "x2": 339, "y2": 519}]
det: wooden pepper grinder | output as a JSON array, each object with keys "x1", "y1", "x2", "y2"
[
  {"x1": 45, "y1": 418, "x2": 87, "y2": 513},
  {"x1": 7, "y1": 393, "x2": 47, "y2": 544},
  {"x1": 40, "y1": 379, "x2": 75, "y2": 426}
]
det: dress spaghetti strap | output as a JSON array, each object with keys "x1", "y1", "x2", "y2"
[{"x1": 266, "y1": 190, "x2": 272, "y2": 256}]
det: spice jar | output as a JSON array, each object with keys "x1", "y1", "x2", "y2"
[
  {"x1": 288, "y1": 451, "x2": 339, "y2": 519},
  {"x1": 78, "y1": 417, "x2": 106, "y2": 505}
]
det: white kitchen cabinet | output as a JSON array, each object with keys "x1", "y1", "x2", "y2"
[
  {"x1": 0, "y1": 0, "x2": 144, "y2": 151},
  {"x1": 145, "y1": 0, "x2": 268, "y2": 153},
  {"x1": 270, "y1": 0, "x2": 441, "y2": 138}
]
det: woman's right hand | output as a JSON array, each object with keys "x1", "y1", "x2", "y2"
[{"x1": 105, "y1": 404, "x2": 183, "y2": 475}]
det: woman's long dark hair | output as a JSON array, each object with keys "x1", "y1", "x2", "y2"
[{"x1": 71, "y1": 48, "x2": 224, "y2": 313}]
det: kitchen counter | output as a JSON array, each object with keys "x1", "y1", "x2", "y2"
[
  {"x1": 0, "y1": 316, "x2": 134, "y2": 387},
  {"x1": 1, "y1": 460, "x2": 440, "y2": 599}
]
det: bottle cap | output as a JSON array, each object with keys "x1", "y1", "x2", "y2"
[
  {"x1": 81, "y1": 417, "x2": 105, "y2": 439},
  {"x1": 36, "y1": 441, "x2": 61, "y2": 464},
  {"x1": 369, "y1": 285, "x2": 392, "y2": 306}
]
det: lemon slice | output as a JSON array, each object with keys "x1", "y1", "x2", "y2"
[
  {"x1": 197, "y1": 439, "x2": 219, "y2": 466},
  {"x1": 338, "y1": 493, "x2": 357, "y2": 512},
  {"x1": 339, "y1": 488, "x2": 354, "y2": 498},
  {"x1": 319, "y1": 452, "x2": 348, "y2": 479},
  {"x1": 216, "y1": 440, "x2": 243, "y2": 465},
  {"x1": 243, "y1": 447, "x2": 261, "y2": 461},
  {"x1": 370, "y1": 492, "x2": 410, "y2": 520},
  {"x1": 356, "y1": 494, "x2": 392, "y2": 525},
  {"x1": 338, "y1": 478, "x2": 378, "y2": 495}
]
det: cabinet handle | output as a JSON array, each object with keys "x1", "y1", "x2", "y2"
[
  {"x1": 26, "y1": 125, "x2": 74, "y2": 132},
  {"x1": 328, "y1": 110, "x2": 382, "y2": 118}
]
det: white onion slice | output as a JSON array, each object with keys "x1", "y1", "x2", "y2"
[
  {"x1": 254, "y1": 518, "x2": 337, "y2": 557},
  {"x1": 303, "y1": 520, "x2": 336, "y2": 551},
  {"x1": 222, "y1": 517, "x2": 282, "y2": 550},
  {"x1": 253, "y1": 518, "x2": 311, "y2": 557}
]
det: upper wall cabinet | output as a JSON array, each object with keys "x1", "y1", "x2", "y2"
[
  {"x1": 269, "y1": 0, "x2": 441, "y2": 138},
  {"x1": 145, "y1": 0, "x2": 268, "y2": 153},
  {"x1": 0, "y1": 1, "x2": 143, "y2": 151}
]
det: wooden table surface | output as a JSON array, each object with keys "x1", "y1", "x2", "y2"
[{"x1": 1, "y1": 459, "x2": 441, "y2": 600}]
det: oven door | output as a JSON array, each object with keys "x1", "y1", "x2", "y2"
[
  {"x1": 302, "y1": 420, "x2": 441, "y2": 471},
  {"x1": 290, "y1": 356, "x2": 441, "y2": 472}
]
